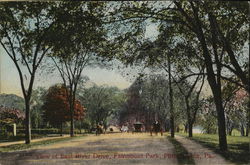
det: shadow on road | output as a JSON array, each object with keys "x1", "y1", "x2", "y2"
[{"x1": 167, "y1": 136, "x2": 195, "y2": 165}]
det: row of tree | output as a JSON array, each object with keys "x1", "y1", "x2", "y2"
[
  {"x1": 119, "y1": 74, "x2": 248, "y2": 137},
  {"x1": 105, "y1": 1, "x2": 249, "y2": 151},
  {"x1": 0, "y1": 1, "x2": 248, "y2": 152},
  {"x1": 0, "y1": 83, "x2": 126, "y2": 135}
]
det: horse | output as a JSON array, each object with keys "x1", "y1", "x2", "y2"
[{"x1": 150, "y1": 121, "x2": 163, "y2": 136}]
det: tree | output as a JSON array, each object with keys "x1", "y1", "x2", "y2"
[
  {"x1": 138, "y1": 75, "x2": 170, "y2": 132},
  {"x1": 0, "y1": 106, "x2": 25, "y2": 136},
  {"x1": 105, "y1": 1, "x2": 248, "y2": 151},
  {"x1": 42, "y1": 84, "x2": 85, "y2": 135},
  {"x1": 198, "y1": 98, "x2": 218, "y2": 134},
  {"x1": 171, "y1": 1, "x2": 248, "y2": 150},
  {"x1": 174, "y1": 76, "x2": 205, "y2": 137},
  {"x1": 224, "y1": 87, "x2": 248, "y2": 136},
  {"x1": 0, "y1": 106, "x2": 25, "y2": 125},
  {"x1": 0, "y1": 2, "x2": 59, "y2": 144},
  {"x1": 79, "y1": 85, "x2": 125, "y2": 130},
  {"x1": 30, "y1": 87, "x2": 46, "y2": 128},
  {"x1": 49, "y1": 2, "x2": 107, "y2": 137}
]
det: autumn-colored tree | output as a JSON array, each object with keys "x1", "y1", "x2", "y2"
[
  {"x1": 0, "y1": 106, "x2": 25, "y2": 125},
  {"x1": 0, "y1": 106, "x2": 25, "y2": 136},
  {"x1": 42, "y1": 85, "x2": 85, "y2": 135}
]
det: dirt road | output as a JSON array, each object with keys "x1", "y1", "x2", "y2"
[{"x1": 0, "y1": 133, "x2": 177, "y2": 165}]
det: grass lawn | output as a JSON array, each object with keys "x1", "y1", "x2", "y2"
[
  {"x1": 0, "y1": 134, "x2": 46, "y2": 143},
  {"x1": 0, "y1": 135, "x2": 85, "y2": 152},
  {"x1": 177, "y1": 132, "x2": 250, "y2": 164},
  {"x1": 167, "y1": 136, "x2": 195, "y2": 165}
]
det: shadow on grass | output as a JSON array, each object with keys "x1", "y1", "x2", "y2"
[
  {"x1": 167, "y1": 136, "x2": 195, "y2": 165},
  {"x1": 187, "y1": 137, "x2": 250, "y2": 164}
]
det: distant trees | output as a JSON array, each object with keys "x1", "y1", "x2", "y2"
[
  {"x1": 119, "y1": 75, "x2": 186, "y2": 132},
  {"x1": 42, "y1": 84, "x2": 85, "y2": 135},
  {"x1": 0, "y1": 94, "x2": 25, "y2": 110},
  {"x1": 30, "y1": 87, "x2": 46, "y2": 129},
  {"x1": 198, "y1": 97, "x2": 218, "y2": 134},
  {"x1": 79, "y1": 85, "x2": 125, "y2": 130},
  {"x1": 224, "y1": 87, "x2": 248, "y2": 136}
]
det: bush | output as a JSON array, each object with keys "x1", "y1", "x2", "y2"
[{"x1": 16, "y1": 128, "x2": 83, "y2": 135}]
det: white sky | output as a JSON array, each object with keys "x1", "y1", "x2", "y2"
[{"x1": 0, "y1": 49, "x2": 132, "y2": 97}]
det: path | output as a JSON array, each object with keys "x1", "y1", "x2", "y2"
[
  {"x1": 0, "y1": 135, "x2": 70, "y2": 147},
  {"x1": 175, "y1": 135, "x2": 234, "y2": 165},
  {"x1": 0, "y1": 133, "x2": 177, "y2": 165}
]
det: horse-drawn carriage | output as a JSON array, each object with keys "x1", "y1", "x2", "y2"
[{"x1": 150, "y1": 121, "x2": 163, "y2": 136}]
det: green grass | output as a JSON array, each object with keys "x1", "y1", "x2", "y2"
[
  {"x1": 0, "y1": 135, "x2": 85, "y2": 152},
  {"x1": 0, "y1": 134, "x2": 46, "y2": 143},
  {"x1": 177, "y1": 133, "x2": 250, "y2": 164},
  {"x1": 167, "y1": 136, "x2": 195, "y2": 165}
]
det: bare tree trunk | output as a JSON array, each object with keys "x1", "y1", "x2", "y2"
[
  {"x1": 246, "y1": 123, "x2": 249, "y2": 137},
  {"x1": 25, "y1": 99, "x2": 31, "y2": 144},
  {"x1": 213, "y1": 91, "x2": 227, "y2": 150},
  {"x1": 188, "y1": 122, "x2": 193, "y2": 138},
  {"x1": 168, "y1": 54, "x2": 174, "y2": 138},
  {"x1": 60, "y1": 122, "x2": 63, "y2": 136},
  {"x1": 184, "y1": 123, "x2": 188, "y2": 133},
  {"x1": 70, "y1": 102, "x2": 74, "y2": 137},
  {"x1": 241, "y1": 124, "x2": 245, "y2": 136},
  {"x1": 246, "y1": 93, "x2": 250, "y2": 137}
]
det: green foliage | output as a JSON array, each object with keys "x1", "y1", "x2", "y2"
[
  {"x1": 180, "y1": 133, "x2": 250, "y2": 164},
  {"x1": 30, "y1": 87, "x2": 47, "y2": 128},
  {"x1": 16, "y1": 128, "x2": 83, "y2": 135},
  {"x1": 196, "y1": 98, "x2": 218, "y2": 134},
  {"x1": 79, "y1": 85, "x2": 125, "y2": 127}
]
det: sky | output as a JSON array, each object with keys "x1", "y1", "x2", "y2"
[
  {"x1": 0, "y1": 23, "x2": 159, "y2": 97},
  {"x1": 0, "y1": 48, "x2": 132, "y2": 97}
]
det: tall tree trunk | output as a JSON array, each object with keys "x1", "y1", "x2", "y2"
[
  {"x1": 247, "y1": 91, "x2": 250, "y2": 137},
  {"x1": 185, "y1": 97, "x2": 193, "y2": 137},
  {"x1": 246, "y1": 122, "x2": 249, "y2": 137},
  {"x1": 184, "y1": 123, "x2": 188, "y2": 133},
  {"x1": 168, "y1": 54, "x2": 174, "y2": 138},
  {"x1": 241, "y1": 124, "x2": 245, "y2": 136},
  {"x1": 25, "y1": 99, "x2": 31, "y2": 144},
  {"x1": 60, "y1": 122, "x2": 63, "y2": 136},
  {"x1": 70, "y1": 102, "x2": 74, "y2": 137},
  {"x1": 182, "y1": 1, "x2": 228, "y2": 151},
  {"x1": 79, "y1": 121, "x2": 82, "y2": 134},
  {"x1": 188, "y1": 123, "x2": 193, "y2": 138},
  {"x1": 213, "y1": 90, "x2": 228, "y2": 151}
]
